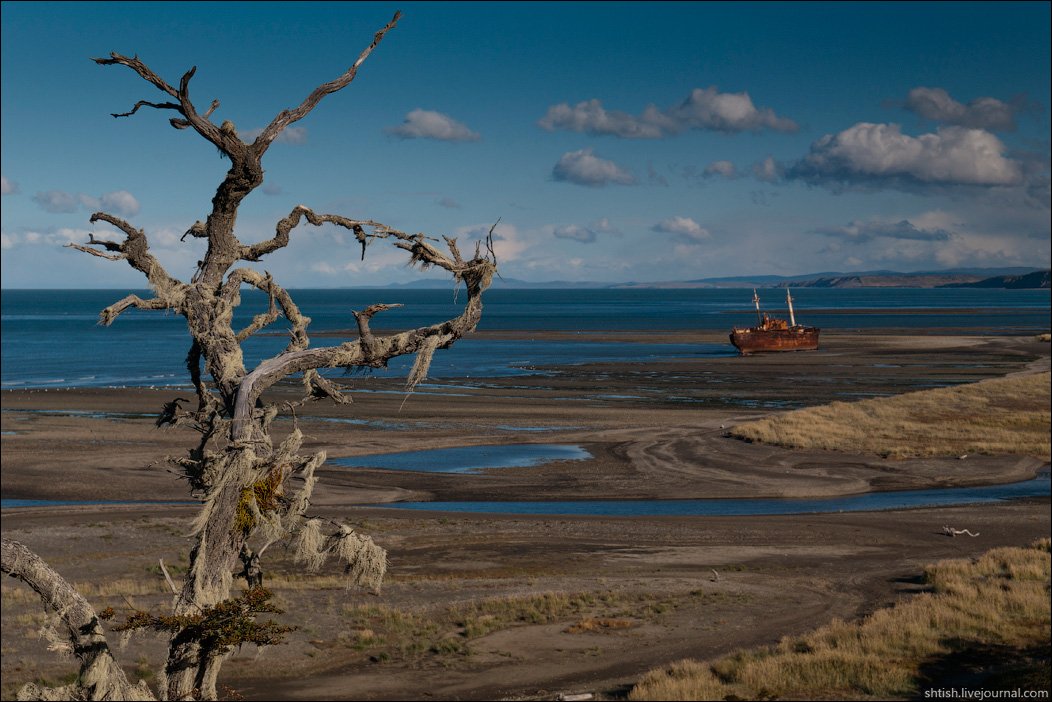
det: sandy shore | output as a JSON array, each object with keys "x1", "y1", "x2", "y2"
[{"x1": 2, "y1": 331, "x2": 1050, "y2": 699}]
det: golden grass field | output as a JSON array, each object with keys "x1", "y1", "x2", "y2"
[
  {"x1": 630, "y1": 538, "x2": 1052, "y2": 700},
  {"x1": 730, "y1": 371, "x2": 1051, "y2": 460}
]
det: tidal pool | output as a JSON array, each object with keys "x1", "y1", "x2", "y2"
[{"x1": 329, "y1": 444, "x2": 591, "y2": 473}]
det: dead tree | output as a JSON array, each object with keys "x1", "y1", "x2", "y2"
[{"x1": 0, "y1": 12, "x2": 497, "y2": 700}]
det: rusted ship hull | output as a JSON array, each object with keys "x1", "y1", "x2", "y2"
[{"x1": 729, "y1": 326, "x2": 820, "y2": 355}]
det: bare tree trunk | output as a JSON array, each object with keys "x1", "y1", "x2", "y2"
[
  {"x1": 14, "y1": 11, "x2": 502, "y2": 701},
  {"x1": 1, "y1": 539, "x2": 155, "y2": 701}
]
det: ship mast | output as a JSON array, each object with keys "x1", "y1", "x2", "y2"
[
  {"x1": 786, "y1": 288, "x2": 796, "y2": 327},
  {"x1": 752, "y1": 289, "x2": 763, "y2": 325}
]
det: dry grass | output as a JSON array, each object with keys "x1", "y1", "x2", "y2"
[
  {"x1": 630, "y1": 539, "x2": 1052, "y2": 701},
  {"x1": 730, "y1": 371, "x2": 1050, "y2": 460},
  {"x1": 340, "y1": 589, "x2": 697, "y2": 661},
  {"x1": 564, "y1": 617, "x2": 638, "y2": 634}
]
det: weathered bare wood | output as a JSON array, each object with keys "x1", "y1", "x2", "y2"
[
  {"x1": 38, "y1": 14, "x2": 495, "y2": 701},
  {"x1": 251, "y1": 11, "x2": 401, "y2": 155},
  {"x1": 1, "y1": 539, "x2": 155, "y2": 701}
]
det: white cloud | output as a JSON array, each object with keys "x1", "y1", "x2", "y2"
[
  {"x1": 275, "y1": 126, "x2": 308, "y2": 144},
  {"x1": 552, "y1": 148, "x2": 636, "y2": 187},
  {"x1": 539, "y1": 86, "x2": 797, "y2": 137},
  {"x1": 3, "y1": 227, "x2": 89, "y2": 248},
  {"x1": 652, "y1": 216, "x2": 709, "y2": 243},
  {"x1": 100, "y1": 190, "x2": 140, "y2": 217},
  {"x1": 386, "y1": 109, "x2": 480, "y2": 142},
  {"x1": 31, "y1": 189, "x2": 141, "y2": 216},
  {"x1": 553, "y1": 224, "x2": 596, "y2": 243},
  {"x1": 904, "y1": 87, "x2": 1018, "y2": 131},
  {"x1": 752, "y1": 156, "x2": 783, "y2": 183},
  {"x1": 1, "y1": 175, "x2": 18, "y2": 195},
  {"x1": 32, "y1": 190, "x2": 79, "y2": 213},
  {"x1": 455, "y1": 221, "x2": 527, "y2": 262},
  {"x1": 809, "y1": 209, "x2": 1049, "y2": 271},
  {"x1": 538, "y1": 99, "x2": 669, "y2": 138},
  {"x1": 815, "y1": 217, "x2": 956, "y2": 243},
  {"x1": 552, "y1": 217, "x2": 621, "y2": 244},
  {"x1": 240, "y1": 125, "x2": 309, "y2": 144},
  {"x1": 789, "y1": 123, "x2": 1024, "y2": 188},
  {"x1": 669, "y1": 87, "x2": 798, "y2": 133},
  {"x1": 703, "y1": 160, "x2": 738, "y2": 179}
]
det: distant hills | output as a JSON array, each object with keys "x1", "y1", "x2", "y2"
[
  {"x1": 939, "y1": 270, "x2": 1051, "y2": 289},
  {"x1": 360, "y1": 267, "x2": 1050, "y2": 290}
]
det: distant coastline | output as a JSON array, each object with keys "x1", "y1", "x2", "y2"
[
  {"x1": 1, "y1": 267, "x2": 1049, "y2": 291},
  {"x1": 366, "y1": 266, "x2": 1052, "y2": 290}
]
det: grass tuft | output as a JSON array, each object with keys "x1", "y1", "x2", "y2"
[
  {"x1": 730, "y1": 372, "x2": 1050, "y2": 460},
  {"x1": 629, "y1": 540, "x2": 1052, "y2": 700}
]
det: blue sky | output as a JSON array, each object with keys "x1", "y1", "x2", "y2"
[{"x1": 2, "y1": 1, "x2": 1049, "y2": 288}]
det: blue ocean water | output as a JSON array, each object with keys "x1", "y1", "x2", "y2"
[{"x1": 1, "y1": 287, "x2": 1049, "y2": 389}]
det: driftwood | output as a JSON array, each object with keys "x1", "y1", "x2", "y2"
[
  {"x1": 2, "y1": 12, "x2": 497, "y2": 701},
  {"x1": 942, "y1": 526, "x2": 981, "y2": 538}
]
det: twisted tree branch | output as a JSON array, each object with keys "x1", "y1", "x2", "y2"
[
  {"x1": 251, "y1": 11, "x2": 401, "y2": 155},
  {"x1": 1, "y1": 538, "x2": 155, "y2": 701}
]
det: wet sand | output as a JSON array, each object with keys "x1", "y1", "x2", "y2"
[{"x1": 2, "y1": 331, "x2": 1050, "y2": 700}]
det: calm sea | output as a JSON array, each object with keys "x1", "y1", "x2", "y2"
[{"x1": 1, "y1": 288, "x2": 1049, "y2": 389}]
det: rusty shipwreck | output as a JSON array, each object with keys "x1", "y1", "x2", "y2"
[{"x1": 730, "y1": 289, "x2": 820, "y2": 355}]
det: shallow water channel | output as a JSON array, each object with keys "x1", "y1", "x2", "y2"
[
  {"x1": 376, "y1": 474, "x2": 1051, "y2": 517},
  {"x1": 3, "y1": 441, "x2": 1048, "y2": 515},
  {"x1": 328, "y1": 444, "x2": 591, "y2": 473}
]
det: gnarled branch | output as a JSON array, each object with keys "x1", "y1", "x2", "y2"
[
  {"x1": 79, "y1": 212, "x2": 186, "y2": 296},
  {"x1": 98, "y1": 294, "x2": 173, "y2": 327},
  {"x1": 93, "y1": 53, "x2": 239, "y2": 159},
  {"x1": 231, "y1": 246, "x2": 495, "y2": 442},
  {"x1": 251, "y1": 11, "x2": 401, "y2": 155},
  {"x1": 1, "y1": 538, "x2": 155, "y2": 701}
]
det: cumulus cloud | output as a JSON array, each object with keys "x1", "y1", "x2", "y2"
[
  {"x1": 788, "y1": 123, "x2": 1024, "y2": 189},
  {"x1": 2, "y1": 227, "x2": 90, "y2": 248},
  {"x1": 552, "y1": 148, "x2": 636, "y2": 187},
  {"x1": 386, "y1": 109, "x2": 480, "y2": 142},
  {"x1": 32, "y1": 189, "x2": 140, "y2": 216},
  {"x1": 904, "y1": 87, "x2": 1019, "y2": 131},
  {"x1": 551, "y1": 218, "x2": 619, "y2": 244},
  {"x1": 703, "y1": 160, "x2": 739, "y2": 179},
  {"x1": 652, "y1": 216, "x2": 709, "y2": 243},
  {"x1": 809, "y1": 209, "x2": 1049, "y2": 271},
  {"x1": 814, "y1": 218, "x2": 956, "y2": 243},
  {"x1": 32, "y1": 190, "x2": 79, "y2": 213},
  {"x1": 100, "y1": 190, "x2": 140, "y2": 216},
  {"x1": 1, "y1": 175, "x2": 18, "y2": 195},
  {"x1": 455, "y1": 221, "x2": 527, "y2": 261},
  {"x1": 553, "y1": 224, "x2": 596, "y2": 243},
  {"x1": 538, "y1": 98, "x2": 670, "y2": 138},
  {"x1": 539, "y1": 87, "x2": 797, "y2": 138},
  {"x1": 669, "y1": 87, "x2": 799, "y2": 133},
  {"x1": 752, "y1": 156, "x2": 783, "y2": 183}
]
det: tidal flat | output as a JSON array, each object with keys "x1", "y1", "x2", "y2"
[{"x1": 2, "y1": 330, "x2": 1049, "y2": 700}]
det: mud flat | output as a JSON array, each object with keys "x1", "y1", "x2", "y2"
[{"x1": 2, "y1": 331, "x2": 1049, "y2": 700}]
